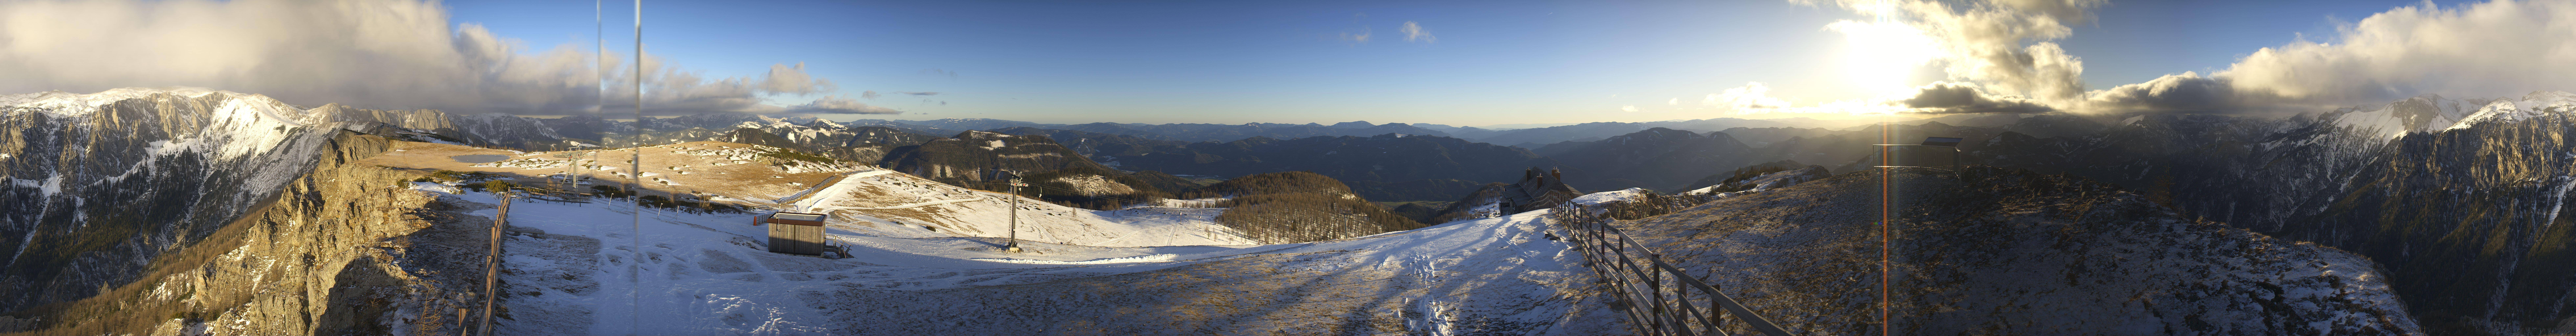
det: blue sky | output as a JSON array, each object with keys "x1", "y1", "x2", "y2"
[{"x1": 446, "y1": 0, "x2": 2445, "y2": 126}]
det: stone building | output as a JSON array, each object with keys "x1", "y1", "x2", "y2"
[{"x1": 1500, "y1": 167, "x2": 1583, "y2": 214}]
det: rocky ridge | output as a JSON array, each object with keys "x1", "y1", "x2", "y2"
[
  {"x1": 1596, "y1": 167, "x2": 2420, "y2": 335},
  {"x1": 1965, "y1": 91, "x2": 2576, "y2": 335},
  {"x1": 6, "y1": 131, "x2": 501, "y2": 335}
]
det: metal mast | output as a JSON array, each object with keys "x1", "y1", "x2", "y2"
[
  {"x1": 626, "y1": 1, "x2": 643, "y2": 334},
  {"x1": 1005, "y1": 178, "x2": 1025, "y2": 252}
]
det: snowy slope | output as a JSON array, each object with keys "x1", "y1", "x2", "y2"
[
  {"x1": 2329, "y1": 94, "x2": 2471, "y2": 139},
  {"x1": 440, "y1": 186, "x2": 1621, "y2": 335},
  {"x1": 2448, "y1": 91, "x2": 2576, "y2": 130},
  {"x1": 781, "y1": 166, "x2": 1262, "y2": 247},
  {"x1": 1680, "y1": 165, "x2": 1831, "y2": 196},
  {"x1": 361, "y1": 139, "x2": 1264, "y2": 248}
]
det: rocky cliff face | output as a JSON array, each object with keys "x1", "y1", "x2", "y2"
[
  {"x1": 1966, "y1": 92, "x2": 2576, "y2": 335},
  {"x1": 1601, "y1": 168, "x2": 2420, "y2": 335},
  {"x1": 3, "y1": 131, "x2": 499, "y2": 336},
  {"x1": 2309, "y1": 112, "x2": 2576, "y2": 335},
  {"x1": 0, "y1": 88, "x2": 362, "y2": 313}
]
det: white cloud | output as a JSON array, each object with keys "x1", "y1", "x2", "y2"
[
  {"x1": 1620, "y1": 105, "x2": 1640, "y2": 112},
  {"x1": 0, "y1": 0, "x2": 836, "y2": 115},
  {"x1": 1807, "y1": 0, "x2": 2101, "y2": 105},
  {"x1": 1400, "y1": 21, "x2": 1436, "y2": 43},
  {"x1": 765, "y1": 95, "x2": 899, "y2": 115},
  {"x1": 760, "y1": 62, "x2": 835, "y2": 95},
  {"x1": 2082, "y1": 0, "x2": 2576, "y2": 114},
  {"x1": 1340, "y1": 12, "x2": 1374, "y2": 44},
  {"x1": 1802, "y1": 0, "x2": 2576, "y2": 115},
  {"x1": 2216, "y1": 0, "x2": 2576, "y2": 106},
  {"x1": 1703, "y1": 82, "x2": 1792, "y2": 112}
]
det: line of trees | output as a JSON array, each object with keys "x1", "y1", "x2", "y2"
[{"x1": 1185, "y1": 171, "x2": 1426, "y2": 244}]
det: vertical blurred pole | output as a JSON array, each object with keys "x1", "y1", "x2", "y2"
[
  {"x1": 1005, "y1": 178, "x2": 1024, "y2": 252},
  {"x1": 1876, "y1": 5, "x2": 1895, "y2": 335},
  {"x1": 627, "y1": 1, "x2": 644, "y2": 334}
]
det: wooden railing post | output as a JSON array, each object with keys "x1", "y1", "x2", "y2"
[{"x1": 1554, "y1": 203, "x2": 1795, "y2": 336}]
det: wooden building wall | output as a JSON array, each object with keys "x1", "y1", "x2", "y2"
[{"x1": 768, "y1": 224, "x2": 825, "y2": 255}]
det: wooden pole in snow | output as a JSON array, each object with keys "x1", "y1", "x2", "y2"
[{"x1": 477, "y1": 190, "x2": 512, "y2": 336}]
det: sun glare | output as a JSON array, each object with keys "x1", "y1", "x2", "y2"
[{"x1": 1828, "y1": 20, "x2": 1937, "y2": 99}]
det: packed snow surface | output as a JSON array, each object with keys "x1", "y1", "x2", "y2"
[
  {"x1": 782, "y1": 168, "x2": 1260, "y2": 247},
  {"x1": 456, "y1": 189, "x2": 1620, "y2": 335}
]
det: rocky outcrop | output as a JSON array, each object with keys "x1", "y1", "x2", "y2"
[
  {"x1": 1672, "y1": 161, "x2": 1826, "y2": 195},
  {"x1": 1426, "y1": 183, "x2": 1510, "y2": 224},
  {"x1": 1602, "y1": 167, "x2": 2421, "y2": 335},
  {"x1": 0, "y1": 89, "x2": 355, "y2": 313},
  {"x1": 1964, "y1": 93, "x2": 2576, "y2": 335},
  {"x1": 4, "y1": 131, "x2": 502, "y2": 336},
  {"x1": 2288, "y1": 109, "x2": 2576, "y2": 335}
]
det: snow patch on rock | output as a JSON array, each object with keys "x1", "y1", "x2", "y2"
[{"x1": 1570, "y1": 188, "x2": 1650, "y2": 206}]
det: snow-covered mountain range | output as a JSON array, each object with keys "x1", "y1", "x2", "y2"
[
  {"x1": 1960, "y1": 91, "x2": 2576, "y2": 335},
  {"x1": 0, "y1": 87, "x2": 384, "y2": 312}
]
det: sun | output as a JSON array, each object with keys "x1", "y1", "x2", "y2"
[{"x1": 1827, "y1": 18, "x2": 1937, "y2": 99}]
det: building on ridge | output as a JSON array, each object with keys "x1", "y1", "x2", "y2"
[{"x1": 1499, "y1": 167, "x2": 1583, "y2": 214}]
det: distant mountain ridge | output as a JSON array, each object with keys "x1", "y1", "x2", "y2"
[
  {"x1": 1472, "y1": 118, "x2": 1801, "y2": 148},
  {"x1": 1530, "y1": 127, "x2": 1759, "y2": 192},
  {"x1": 878, "y1": 130, "x2": 1108, "y2": 182}
]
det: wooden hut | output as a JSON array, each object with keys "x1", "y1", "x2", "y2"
[{"x1": 763, "y1": 212, "x2": 829, "y2": 255}]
